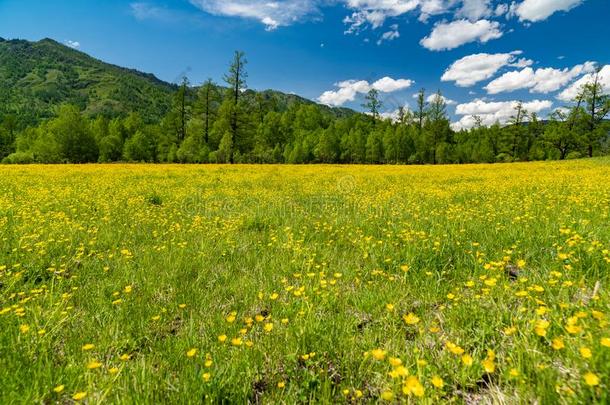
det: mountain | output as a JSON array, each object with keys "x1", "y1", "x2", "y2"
[{"x1": 0, "y1": 37, "x2": 354, "y2": 127}]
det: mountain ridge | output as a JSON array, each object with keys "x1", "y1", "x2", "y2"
[{"x1": 0, "y1": 37, "x2": 354, "y2": 127}]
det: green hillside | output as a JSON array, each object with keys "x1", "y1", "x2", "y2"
[{"x1": 0, "y1": 37, "x2": 353, "y2": 126}]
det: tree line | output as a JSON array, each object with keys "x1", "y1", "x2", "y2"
[{"x1": 1, "y1": 52, "x2": 609, "y2": 164}]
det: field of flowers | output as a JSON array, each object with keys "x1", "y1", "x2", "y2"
[{"x1": 1, "y1": 160, "x2": 609, "y2": 403}]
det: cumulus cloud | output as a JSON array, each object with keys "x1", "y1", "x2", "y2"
[
  {"x1": 512, "y1": 0, "x2": 584, "y2": 22},
  {"x1": 455, "y1": 0, "x2": 492, "y2": 21},
  {"x1": 441, "y1": 51, "x2": 525, "y2": 87},
  {"x1": 426, "y1": 93, "x2": 456, "y2": 105},
  {"x1": 420, "y1": 19, "x2": 502, "y2": 51},
  {"x1": 318, "y1": 76, "x2": 413, "y2": 106},
  {"x1": 557, "y1": 65, "x2": 610, "y2": 101},
  {"x1": 452, "y1": 99, "x2": 553, "y2": 130},
  {"x1": 189, "y1": 0, "x2": 320, "y2": 30},
  {"x1": 484, "y1": 62, "x2": 596, "y2": 94},
  {"x1": 64, "y1": 40, "x2": 80, "y2": 49},
  {"x1": 377, "y1": 24, "x2": 400, "y2": 44}
]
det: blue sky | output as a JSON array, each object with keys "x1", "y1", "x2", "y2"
[{"x1": 0, "y1": 0, "x2": 608, "y2": 128}]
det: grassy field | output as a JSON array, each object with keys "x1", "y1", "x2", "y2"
[{"x1": 1, "y1": 160, "x2": 609, "y2": 404}]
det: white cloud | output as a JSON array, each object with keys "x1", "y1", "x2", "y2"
[
  {"x1": 318, "y1": 76, "x2": 413, "y2": 106},
  {"x1": 441, "y1": 51, "x2": 523, "y2": 87},
  {"x1": 513, "y1": 0, "x2": 584, "y2": 22},
  {"x1": 494, "y1": 3, "x2": 509, "y2": 16},
  {"x1": 64, "y1": 40, "x2": 80, "y2": 49},
  {"x1": 557, "y1": 65, "x2": 610, "y2": 101},
  {"x1": 420, "y1": 19, "x2": 502, "y2": 51},
  {"x1": 452, "y1": 99, "x2": 553, "y2": 129},
  {"x1": 484, "y1": 62, "x2": 596, "y2": 94},
  {"x1": 189, "y1": 0, "x2": 320, "y2": 30},
  {"x1": 426, "y1": 93, "x2": 456, "y2": 105},
  {"x1": 377, "y1": 24, "x2": 400, "y2": 44},
  {"x1": 372, "y1": 76, "x2": 413, "y2": 92},
  {"x1": 455, "y1": 0, "x2": 492, "y2": 21}
]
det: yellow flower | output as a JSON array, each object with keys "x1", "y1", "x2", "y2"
[
  {"x1": 264, "y1": 323, "x2": 274, "y2": 332},
  {"x1": 120, "y1": 354, "x2": 131, "y2": 361},
  {"x1": 389, "y1": 357, "x2": 402, "y2": 367},
  {"x1": 53, "y1": 385, "x2": 64, "y2": 393},
  {"x1": 579, "y1": 347, "x2": 592, "y2": 359},
  {"x1": 218, "y1": 334, "x2": 227, "y2": 343},
  {"x1": 202, "y1": 373, "x2": 211, "y2": 382},
  {"x1": 231, "y1": 337, "x2": 243, "y2": 346},
  {"x1": 178, "y1": 304, "x2": 187, "y2": 309},
  {"x1": 583, "y1": 372, "x2": 599, "y2": 386},
  {"x1": 371, "y1": 348, "x2": 387, "y2": 361},
  {"x1": 388, "y1": 366, "x2": 409, "y2": 378},
  {"x1": 186, "y1": 348, "x2": 198, "y2": 358},
  {"x1": 431, "y1": 375, "x2": 444, "y2": 388},
  {"x1": 482, "y1": 358, "x2": 495, "y2": 373},
  {"x1": 503, "y1": 326, "x2": 517, "y2": 336},
  {"x1": 534, "y1": 320, "x2": 550, "y2": 337},
  {"x1": 269, "y1": 293, "x2": 279, "y2": 300},
  {"x1": 82, "y1": 344, "x2": 94, "y2": 352},
  {"x1": 109, "y1": 367, "x2": 119, "y2": 374},
  {"x1": 226, "y1": 314, "x2": 236, "y2": 323},
  {"x1": 601, "y1": 337, "x2": 610, "y2": 347},
  {"x1": 86, "y1": 360, "x2": 102, "y2": 369},
  {"x1": 509, "y1": 368, "x2": 519, "y2": 377},
  {"x1": 255, "y1": 314, "x2": 265, "y2": 322},
  {"x1": 19, "y1": 324, "x2": 30, "y2": 334},
  {"x1": 403, "y1": 312, "x2": 420, "y2": 325},
  {"x1": 403, "y1": 376, "x2": 424, "y2": 397},
  {"x1": 72, "y1": 392, "x2": 87, "y2": 401},
  {"x1": 277, "y1": 381, "x2": 286, "y2": 388},
  {"x1": 551, "y1": 338, "x2": 565, "y2": 350},
  {"x1": 461, "y1": 354, "x2": 473, "y2": 366},
  {"x1": 446, "y1": 342, "x2": 464, "y2": 355},
  {"x1": 386, "y1": 303, "x2": 395, "y2": 311},
  {"x1": 381, "y1": 391, "x2": 394, "y2": 400}
]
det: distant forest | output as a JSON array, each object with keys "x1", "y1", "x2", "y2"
[{"x1": 1, "y1": 47, "x2": 609, "y2": 164}]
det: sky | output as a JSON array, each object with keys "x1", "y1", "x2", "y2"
[{"x1": 0, "y1": 0, "x2": 609, "y2": 128}]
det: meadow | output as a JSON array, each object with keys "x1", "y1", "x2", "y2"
[{"x1": 1, "y1": 160, "x2": 609, "y2": 404}]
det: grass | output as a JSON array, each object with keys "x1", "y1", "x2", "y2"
[{"x1": 0, "y1": 160, "x2": 609, "y2": 403}]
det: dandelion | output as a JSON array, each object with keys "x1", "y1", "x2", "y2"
[
  {"x1": 403, "y1": 313, "x2": 420, "y2": 325},
  {"x1": 72, "y1": 392, "x2": 87, "y2": 401},
  {"x1": 231, "y1": 337, "x2": 242, "y2": 346},
  {"x1": 186, "y1": 348, "x2": 197, "y2": 358},
  {"x1": 109, "y1": 367, "x2": 119, "y2": 374},
  {"x1": 381, "y1": 391, "x2": 394, "y2": 400},
  {"x1": 431, "y1": 375, "x2": 444, "y2": 388},
  {"x1": 583, "y1": 372, "x2": 599, "y2": 386},
  {"x1": 86, "y1": 360, "x2": 102, "y2": 369},
  {"x1": 461, "y1": 354, "x2": 473, "y2": 366},
  {"x1": 551, "y1": 338, "x2": 565, "y2": 350},
  {"x1": 264, "y1": 323, "x2": 274, "y2": 332},
  {"x1": 371, "y1": 348, "x2": 386, "y2": 360},
  {"x1": 601, "y1": 337, "x2": 610, "y2": 347},
  {"x1": 277, "y1": 381, "x2": 285, "y2": 388},
  {"x1": 402, "y1": 376, "x2": 424, "y2": 397},
  {"x1": 120, "y1": 354, "x2": 131, "y2": 361},
  {"x1": 53, "y1": 385, "x2": 64, "y2": 393},
  {"x1": 579, "y1": 347, "x2": 592, "y2": 359},
  {"x1": 482, "y1": 358, "x2": 495, "y2": 373},
  {"x1": 202, "y1": 372, "x2": 211, "y2": 382},
  {"x1": 389, "y1": 357, "x2": 402, "y2": 367},
  {"x1": 218, "y1": 335, "x2": 227, "y2": 343}
]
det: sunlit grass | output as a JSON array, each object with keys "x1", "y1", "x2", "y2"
[{"x1": 1, "y1": 160, "x2": 609, "y2": 403}]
